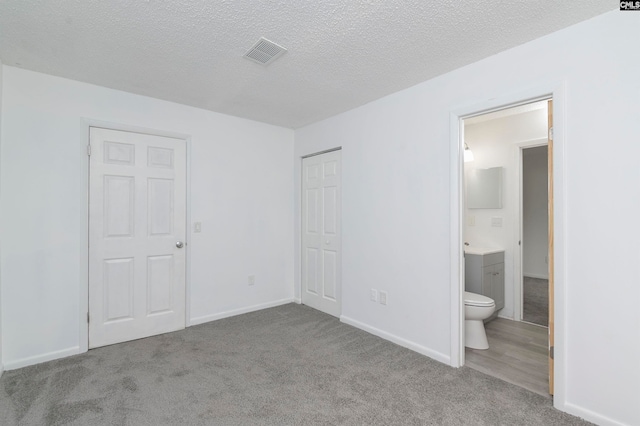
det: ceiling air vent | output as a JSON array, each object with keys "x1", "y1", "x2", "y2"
[{"x1": 243, "y1": 37, "x2": 287, "y2": 66}]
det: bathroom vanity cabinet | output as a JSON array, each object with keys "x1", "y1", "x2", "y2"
[{"x1": 464, "y1": 250, "x2": 505, "y2": 313}]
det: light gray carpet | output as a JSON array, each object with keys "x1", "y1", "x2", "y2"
[
  {"x1": 523, "y1": 277, "x2": 549, "y2": 327},
  {"x1": 0, "y1": 303, "x2": 589, "y2": 425}
]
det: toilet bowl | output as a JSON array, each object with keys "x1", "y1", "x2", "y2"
[{"x1": 464, "y1": 291, "x2": 495, "y2": 350}]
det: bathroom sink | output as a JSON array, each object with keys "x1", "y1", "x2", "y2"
[{"x1": 464, "y1": 246, "x2": 504, "y2": 255}]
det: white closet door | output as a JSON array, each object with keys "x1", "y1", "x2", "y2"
[
  {"x1": 302, "y1": 150, "x2": 341, "y2": 317},
  {"x1": 89, "y1": 128, "x2": 186, "y2": 348}
]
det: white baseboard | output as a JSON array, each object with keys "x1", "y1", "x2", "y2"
[
  {"x1": 0, "y1": 363, "x2": 4, "y2": 378},
  {"x1": 523, "y1": 273, "x2": 549, "y2": 280},
  {"x1": 4, "y1": 346, "x2": 80, "y2": 371},
  {"x1": 340, "y1": 315, "x2": 450, "y2": 365},
  {"x1": 294, "y1": 297, "x2": 301, "y2": 304},
  {"x1": 563, "y1": 402, "x2": 630, "y2": 426},
  {"x1": 189, "y1": 298, "x2": 294, "y2": 326}
]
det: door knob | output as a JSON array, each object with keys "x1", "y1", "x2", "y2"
[{"x1": 176, "y1": 241, "x2": 184, "y2": 248}]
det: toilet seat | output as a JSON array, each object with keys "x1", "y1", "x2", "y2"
[{"x1": 464, "y1": 291, "x2": 495, "y2": 307}]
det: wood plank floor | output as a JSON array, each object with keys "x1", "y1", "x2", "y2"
[{"x1": 465, "y1": 318, "x2": 549, "y2": 396}]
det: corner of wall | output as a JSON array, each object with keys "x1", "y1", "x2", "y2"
[{"x1": 0, "y1": 60, "x2": 4, "y2": 377}]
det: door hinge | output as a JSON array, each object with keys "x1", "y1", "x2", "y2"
[
  {"x1": 87, "y1": 312, "x2": 90, "y2": 324},
  {"x1": 87, "y1": 144, "x2": 92, "y2": 156},
  {"x1": 548, "y1": 126, "x2": 554, "y2": 141},
  {"x1": 550, "y1": 345, "x2": 554, "y2": 360}
]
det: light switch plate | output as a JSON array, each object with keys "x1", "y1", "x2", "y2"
[
  {"x1": 491, "y1": 217, "x2": 503, "y2": 227},
  {"x1": 467, "y1": 215, "x2": 476, "y2": 226}
]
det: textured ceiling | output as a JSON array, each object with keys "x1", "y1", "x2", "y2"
[{"x1": 0, "y1": 1, "x2": 616, "y2": 129}]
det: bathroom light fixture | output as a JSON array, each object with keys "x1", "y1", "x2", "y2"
[{"x1": 464, "y1": 143, "x2": 475, "y2": 162}]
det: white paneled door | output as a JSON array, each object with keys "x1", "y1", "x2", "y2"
[
  {"x1": 89, "y1": 128, "x2": 186, "y2": 349},
  {"x1": 302, "y1": 150, "x2": 341, "y2": 317}
]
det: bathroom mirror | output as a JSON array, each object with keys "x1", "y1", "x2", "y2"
[{"x1": 467, "y1": 167, "x2": 503, "y2": 209}]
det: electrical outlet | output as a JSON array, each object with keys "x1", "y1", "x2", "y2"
[
  {"x1": 379, "y1": 291, "x2": 388, "y2": 305},
  {"x1": 248, "y1": 275, "x2": 255, "y2": 286},
  {"x1": 194, "y1": 222, "x2": 202, "y2": 233},
  {"x1": 370, "y1": 289, "x2": 378, "y2": 302}
]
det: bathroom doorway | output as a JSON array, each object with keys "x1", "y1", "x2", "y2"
[{"x1": 458, "y1": 98, "x2": 554, "y2": 396}]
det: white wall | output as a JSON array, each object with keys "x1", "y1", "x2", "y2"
[
  {"x1": 0, "y1": 66, "x2": 294, "y2": 369},
  {"x1": 463, "y1": 109, "x2": 547, "y2": 319},
  {"x1": 295, "y1": 11, "x2": 640, "y2": 426},
  {"x1": 522, "y1": 146, "x2": 548, "y2": 278}
]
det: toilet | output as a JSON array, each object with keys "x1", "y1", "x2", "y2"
[{"x1": 464, "y1": 291, "x2": 496, "y2": 350}]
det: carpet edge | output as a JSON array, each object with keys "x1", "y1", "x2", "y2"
[
  {"x1": 189, "y1": 298, "x2": 295, "y2": 326},
  {"x1": 340, "y1": 315, "x2": 451, "y2": 365}
]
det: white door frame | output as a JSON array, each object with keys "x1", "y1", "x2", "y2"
[
  {"x1": 514, "y1": 138, "x2": 549, "y2": 322},
  {"x1": 78, "y1": 119, "x2": 192, "y2": 354},
  {"x1": 449, "y1": 83, "x2": 567, "y2": 411}
]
